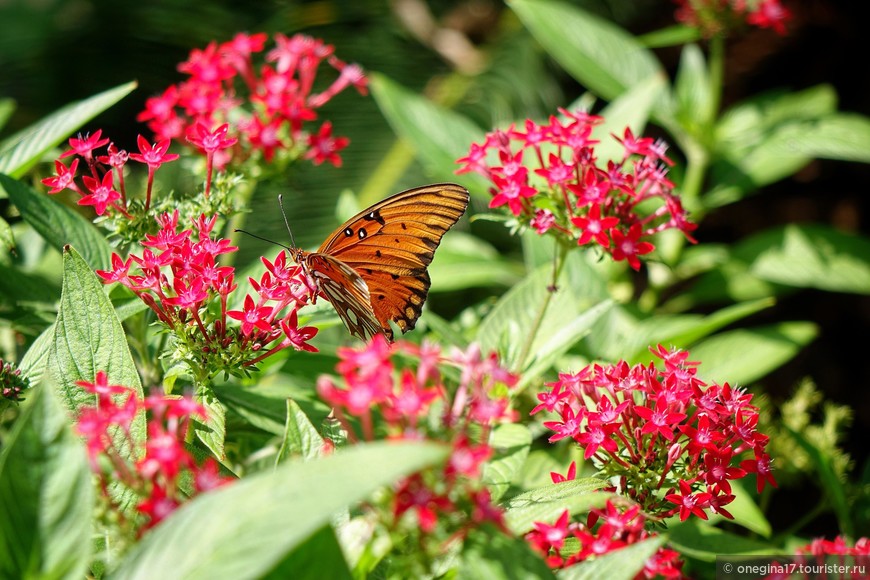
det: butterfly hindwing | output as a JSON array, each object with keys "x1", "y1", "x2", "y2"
[{"x1": 304, "y1": 253, "x2": 387, "y2": 341}]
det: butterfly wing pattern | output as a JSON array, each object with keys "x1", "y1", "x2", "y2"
[{"x1": 297, "y1": 183, "x2": 469, "y2": 342}]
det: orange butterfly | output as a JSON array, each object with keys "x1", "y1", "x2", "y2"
[{"x1": 290, "y1": 183, "x2": 469, "y2": 342}]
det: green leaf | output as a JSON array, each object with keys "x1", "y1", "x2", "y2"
[
  {"x1": 509, "y1": 0, "x2": 666, "y2": 105},
  {"x1": 590, "y1": 298, "x2": 776, "y2": 364},
  {"x1": 0, "y1": 384, "x2": 93, "y2": 580},
  {"x1": 194, "y1": 394, "x2": 227, "y2": 464},
  {"x1": 0, "y1": 81, "x2": 136, "y2": 179},
  {"x1": 113, "y1": 441, "x2": 449, "y2": 580},
  {"x1": 591, "y1": 74, "x2": 667, "y2": 164},
  {"x1": 277, "y1": 398, "x2": 326, "y2": 464},
  {"x1": 666, "y1": 519, "x2": 772, "y2": 561},
  {"x1": 556, "y1": 536, "x2": 664, "y2": 580},
  {"x1": 460, "y1": 530, "x2": 555, "y2": 580},
  {"x1": 691, "y1": 322, "x2": 818, "y2": 385},
  {"x1": 47, "y1": 246, "x2": 144, "y2": 442},
  {"x1": 708, "y1": 85, "x2": 839, "y2": 207},
  {"x1": 265, "y1": 525, "x2": 352, "y2": 580},
  {"x1": 0, "y1": 262, "x2": 59, "y2": 307},
  {"x1": 19, "y1": 322, "x2": 56, "y2": 388},
  {"x1": 428, "y1": 232, "x2": 524, "y2": 291},
  {"x1": 214, "y1": 377, "x2": 331, "y2": 437},
  {"x1": 718, "y1": 480, "x2": 771, "y2": 538},
  {"x1": 786, "y1": 112, "x2": 870, "y2": 163},
  {"x1": 0, "y1": 173, "x2": 113, "y2": 271},
  {"x1": 504, "y1": 479, "x2": 611, "y2": 535},
  {"x1": 369, "y1": 73, "x2": 488, "y2": 193},
  {"x1": 674, "y1": 44, "x2": 714, "y2": 132},
  {"x1": 637, "y1": 24, "x2": 702, "y2": 48},
  {"x1": 479, "y1": 252, "x2": 612, "y2": 378},
  {"x1": 741, "y1": 224, "x2": 870, "y2": 294},
  {"x1": 483, "y1": 423, "x2": 532, "y2": 502}
]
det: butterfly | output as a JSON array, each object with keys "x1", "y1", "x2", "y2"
[{"x1": 290, "y1": 183, "x2": 469, "y2": 342}]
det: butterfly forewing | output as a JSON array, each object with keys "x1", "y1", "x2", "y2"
[{"x1": 303, "y1": 183, "x2": 469, "y2": 342}]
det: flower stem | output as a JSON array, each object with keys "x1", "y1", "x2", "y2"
[{"x1": 515, "y1": 241, "x2": 567, "y2": 372}]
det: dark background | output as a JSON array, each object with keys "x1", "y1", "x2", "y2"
[{"x1": 1, "y1": 0, "x2": 867, "y2": 538}]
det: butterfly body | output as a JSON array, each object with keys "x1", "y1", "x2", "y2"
[{"x1": 293, "y1": 183, "x2": 469, "y2": 342}]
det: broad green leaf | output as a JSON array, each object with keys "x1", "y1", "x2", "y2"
[
  {"x1": 0, "y1": 81, "x2": 136, "y2": 179},
  {"x1": 214, "y1": 376, "x2": 331, "y2": 437},
  {"x1": 265, "y1": 525, "x2": 352, "y2": 580},
  {"x1": 717, "y1": 85, "x2": 838, "y2": 143},
  {"x1": 479, "y1": 251, "x2": 612, "y2": 377},
  {"x1": 277, "y1": 398, "x2": 325, "y2": 464},
  {"x1": 591, "y1": 74, "x2": 667, "y2": 164},
  {"x1": 674, "y1": 44, "x2": 714, "y2": 132},
  {"x1": 0, "y1": 384, "x2": 93, "y2": 580},
  {"x1": 0, "y1": 262, "x2": 59, "y2": 307},
  {"x1": 717, "y1": 480, "x2": 772, "y2": 538},
  {"x1": 786, "y1": 112, "x2": 870, "y2": 163},
  {"x1": 707, "y1": 85, "x2": 839, "y2": 207},
  {"x1": 784, "y1": 425, "x2": 853, "y2": 538},
  {"x1": 460, "y1": 531, "x2": 555, "y2": 580},
  {"x1": 19, "y1": 294, "x2": 146, "y2": 389},
  {"x1": 19, "y1": 322, "x2": 56, "y2": 388},
  {"x1": 709, "y1": 114, "x2": 870, "y2": 208},
  {"x1": 369, "y1": 73, "x2": 488, "y2": 196},
  {"x1": 504, "y1": 478, "x2": 611, "y2": 535},
  {"x1": 666, "y1": 519, "x2": 772, "y2": 561},
  {"x1": 691, "y1": 322, "x2": 818, "y2": 385},
  {"x1": 194, "y1": 394, "x2": 227, "y2": 464},
  {"x1": 557, "y1": 536, "x2": 665, "y2": 580},
  {"x1": 428, "y1": 231, "x2": 524, "y2": 291},
  {"x1": 0, "y1": 173, "x2": 113, "y2": 271},
  {"x1": 510, "y1": 0, "x2": 667, "y2": 108},
  {"x1": 47, "y1": 246, "x2": 144, "y2": 444},
  {"x1": 483, "y1": 423, "x2": 532, "y2": 502},
  {"x1": 637, "y1": 24, "x2": 701, "y2": 48},
  {"x1": 113, "y1": 441, "x2": 449, "y2": 580},
  {"x1": 742, "y1": 224, "x2": 870, "y2": 294},
  {"x1": 589, "y1": 298, "x2": 775, "y2": 364}
]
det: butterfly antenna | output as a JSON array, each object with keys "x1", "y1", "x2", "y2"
[
  {"x1": 233, "y1": 229, "x2": 292, "y2": 252},
  {"x1": 278, "y1": 194, "x2": 298, "y2": 249}
]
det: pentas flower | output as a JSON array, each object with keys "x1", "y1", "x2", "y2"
[
  {"x1": 138, "y1": 32, "x2": 367, "y2": 169},
  {"x1": 96, "y1": 211, "x2": 318, "y2": 380},
  {"x1": 73, "y1": 371, "x2": 233, "y2": 534},
  {"x1": 526, "y1": 502, "x2": 685, "y2": 576},
  {"x1": 41, "y1": 129, "x2": 206, "y2": 235},
  {"x1": 674, "y1": 0, "x2": 791, "y2": 37},
  {"x1": 0, "y1": 359, "x2": 30, "y2": 403},
  {"x1": 316, "y1": 336, "x2": 517, "y2": 574},
  {"x1": 456, "y1": 112, "x2": 696, "y2": 271},
  {"x1": 532, "y1": 344, "x2": 776, "y2": 522}
]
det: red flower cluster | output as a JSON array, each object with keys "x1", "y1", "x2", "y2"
[
  {"x1": 138, "y1": 32, "x2": 367, "y2": 168},
  {"x1": 526, "y1": 502, "x2": 684, "y2": 577},
  {"x1": 531, "y1": 345, "x2": 776, "y2": 521},
  {"x1": 317, "y1": 337, "x2": 516, "y2": 551},
  {"x1": 674, "y1": 0, "x2": 791, "y2": 37},
  {"x1": 74, "y1": 371, "x2": 232, "y2": 532},
  {"x1": 456, "y1": 112, "x2": 696, "y2": 270},
  {"x1": 42, "y1": 130, "x2": 180, "y2": 216},
  {"x1": 96, "y1": 212, "x2": 318, "y2": 378}
]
